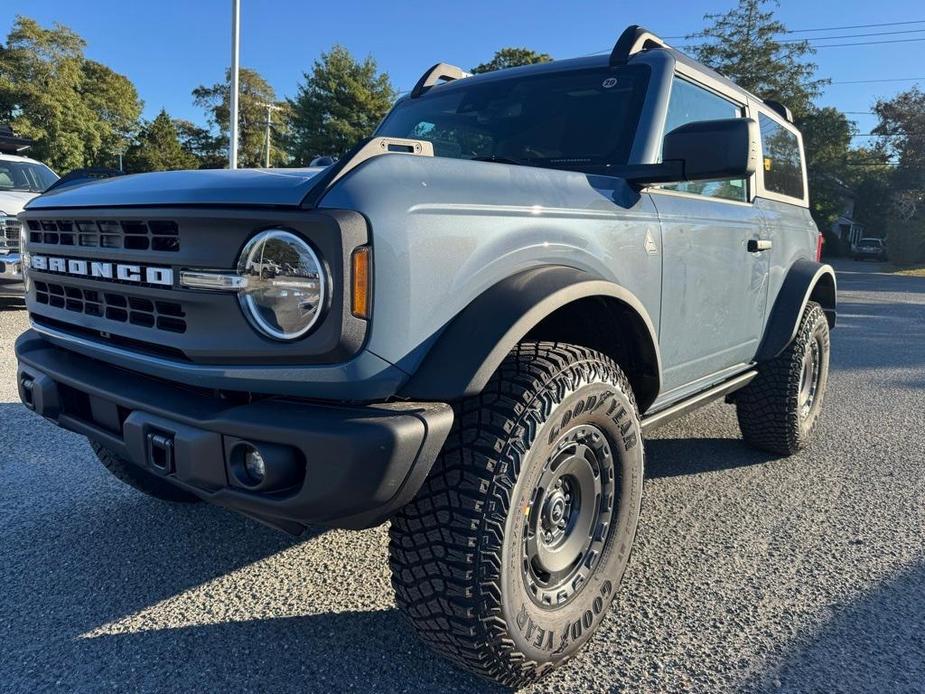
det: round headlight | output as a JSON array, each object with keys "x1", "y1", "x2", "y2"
[{"x1": 236, "y1": 229, "x2": 326, "y2": 340}]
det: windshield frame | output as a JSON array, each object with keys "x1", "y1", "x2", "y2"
[{"x1": 376, "y1": 64, "x2": 652, "y2": 176}]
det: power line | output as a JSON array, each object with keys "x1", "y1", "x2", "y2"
[
  {"x1": 811, "y1": 37, "x2": 925, "y2": 48},
  {"x1": 677, "y1": 35, "x2": 925, "y2": 50},
  {"x1": 662, "y1": 19, "x2": 925, "y2": 39},
  {"x1": 830, "y1": 77, "x2": 925, "y2": 84},
  {"x1": 778, "y1": 28, "x2": 925, "y2": 43}
]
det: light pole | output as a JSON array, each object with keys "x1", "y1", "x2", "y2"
[
  {"x1": 229, "y1": 0, "x2": 240, "y2": 169},
  {"x1": 260, "y1": 102, "x2": 282, "y2": 167}
]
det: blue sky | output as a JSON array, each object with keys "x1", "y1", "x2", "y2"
[{"x1": 3, "y1": 0, "x2": 924, "y2": 143}]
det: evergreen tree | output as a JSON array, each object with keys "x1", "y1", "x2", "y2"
[
  {"x1": 123, "y1": 110, "x2": 198, "y2": 173},
  {"x1": 689, "y1": 0, "x2": 826, "y2": 118},
  {"x1": 289, "y1": 45, "x2": 395, "y2": 163},
  {"x1": 471, "y1": 48, "x2": 552, "y2": 74}
]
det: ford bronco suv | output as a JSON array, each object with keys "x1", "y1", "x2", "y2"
[{"x1": 15, "y1": 26, "x2": 835, "y2": 687}]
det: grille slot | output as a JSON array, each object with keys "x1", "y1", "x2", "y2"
[
  {"x1": 34, "y1": 280, "x2": 187, "y2": 333},
  {"x1": 1, "y1": 216, "x2": 21, "y2": 251},
  {"x1": 27, "y1": 219, "x2": 180, "y2": 252}
]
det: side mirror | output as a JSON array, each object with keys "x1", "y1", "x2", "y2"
[
  {"x1": 622, "y1": 118, "x2": 759, "y2": 185},
  {"x1": 664, "y1": 117, "x2": 759, "y2": 181}
]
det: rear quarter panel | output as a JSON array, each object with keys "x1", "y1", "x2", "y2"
[{"x1": 755, "y1": 197, "x2": 819, "y2": 324}]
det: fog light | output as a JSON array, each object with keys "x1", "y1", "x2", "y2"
[{"x1": 242, "y1": 447, "x2": 266, "y2": 485}]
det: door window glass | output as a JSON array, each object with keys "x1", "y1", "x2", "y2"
[
  {"x1": 661, "y1": 78, "x2": 747, "y2": 202},
  {"x1": 759, "y1": 114, "x2": 804, "y2": 199}
]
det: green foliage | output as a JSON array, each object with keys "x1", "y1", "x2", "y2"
[
  {"x1": 173, "y1": 119, "x2": 225, "y2": 169},
  {"x1": 193, "y1": 67, "x2": 290, "y2": 168},
  {"x1": 0, "y1": 16, "x2": 142, "y2": 172},
  {"x1": 470, "y1": 48, "x2": 552, "y2": 74},
  {"x1": 864, "y1": 87, "x2": 925, "y2": 262},
  {"x1": 123, "y1": 110, "x2": 198, "y2": 173},
  {"x1": 873, "y1": 87, "x2": 925, "y2": 194},
  {"x1": 797, "y1": 107, "x2": 856, "y2": 231},
  {"x1": 288, "y1": 45, "x2": 395, "y2": 163},
  {"x1": 690, "y1": 0, "x2": 826, "y2": 118}
]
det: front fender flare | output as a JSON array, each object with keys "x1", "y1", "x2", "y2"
[
  {"x1": 399, "y1": 265, "x2": 662, "y2": 404},
  {"x1": 756, "y1": 259, "x2": 837, "y2": 362}
]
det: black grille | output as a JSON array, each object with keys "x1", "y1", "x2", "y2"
[
  {"x1": 34, "y1": 280, "x2": 187, "y2": 333},
  {"x1": 26, "y1": 219, "x2": 180, "y2": 252},
  {"x1": 2, "y1": 216, "x2": 20, "y2": 251}
]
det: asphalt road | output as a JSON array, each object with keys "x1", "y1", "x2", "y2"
[{"x1": 1, "y1": 260, "x2": 923, "y2": 693}]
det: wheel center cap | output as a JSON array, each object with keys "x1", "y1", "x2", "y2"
[{"x1": 542, "y1": 487, "x2": 569, "y2": 537}]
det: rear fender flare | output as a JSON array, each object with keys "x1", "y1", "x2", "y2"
[{"x1": 757, "y1": 259, "x2": 836, "y2": 362}]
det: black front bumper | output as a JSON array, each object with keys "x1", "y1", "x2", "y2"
[{"x1": 15, "y1": 331, "x2": 453, "y2": 532}]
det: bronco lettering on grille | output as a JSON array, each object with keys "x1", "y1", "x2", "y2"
[{"x1": 29, "y1": 255, "x2": 174, "y2": 286}]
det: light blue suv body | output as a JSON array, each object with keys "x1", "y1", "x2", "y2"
[
  {"x1": 15, "y1": 24, "x2": 838, "y2": 687},
  {"x1": 16, "y1": 30, "x2": 835, "y2": 528}
]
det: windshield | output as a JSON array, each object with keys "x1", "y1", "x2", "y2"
[
  {"x1": 858, "y1": 239, "x2": 882, "y2": 248},
  {"x1": 0, "y1": 160, "x2": 59, "y2": 193},
  {"x1": 376, "y1": 65, "x2": 650, "y2": 174}
]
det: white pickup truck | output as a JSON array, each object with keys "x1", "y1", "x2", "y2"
[{"x1": 0, "y1": 127, "x2": 59, "y2": 297}]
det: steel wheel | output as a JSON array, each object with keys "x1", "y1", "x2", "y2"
[{"x1": 521, "y1": 423, "x2": 617, "y2": 608}]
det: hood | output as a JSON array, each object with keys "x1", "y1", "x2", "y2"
[
  {"x1": 0, "y1": 189, "x2": 39, "y2": 216},
  {"x1": 26, "y1": 167, "x2": 328, "y2": 210}
]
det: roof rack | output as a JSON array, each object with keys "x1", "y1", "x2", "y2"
[
  {"x1": 610, "y1": 25, "x2": 668, "y2": 67},
  {"x1": 764, "y1": 100, "x2": 794, "y2": 123},
  {"x1": 0, "y1": 125, "x2": 33, "y2": 155},
  {"x1": 410, "y1": 63, "x2": 471, "y2": 98}
]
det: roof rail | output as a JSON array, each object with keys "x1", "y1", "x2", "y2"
[
  {"x1": 410, "y1": 63, "x2": 471, "y2": 98},
  {"x1": 764, "y1": 99, "x2": 794, "y2": 124},
  {"x1": 610, "y1": 25, "x2": 668, "y2": 66},
  {"x1": 0, "y1": 124, "x2": 33, "y2": 154}
]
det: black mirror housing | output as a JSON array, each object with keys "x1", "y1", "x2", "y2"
[
  {"x1": 623, "y1": 117, "x2": 759, "y2": 185},
  {"x1": 664, "y1": 117, "x2": 759, "y2": 181}
]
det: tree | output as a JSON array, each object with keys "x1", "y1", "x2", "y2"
[
  {"x1": 873, "y1": 87, "x2": 925, "y2": 193},
  {"x1": 123, "y1": 110, "x2": 198, "y2": 173},
  {"x1": 193, "y1": 67, "x2": 290, "y2": 168},
  {"x1": 0, "y1": 16, "x2": 142, "y2": 172},
  {"x1": 797, "y1": 107, "x2": 856, "y2": 232},
  {"x1": 289, "y1": 45, "x2": 395, "y2": 163},
  {"x1": 870, "y1": 87, "x2": 925, "y2": 262},
  {"x1": 173, "y1": 119, "x2": 225, "y2": 169},
  {"x1": 689, "y1": 0, "x2": 826, "y2": 118},
  {"x1": 470, "y1": 48, "x2": 552, "y2": 74}
]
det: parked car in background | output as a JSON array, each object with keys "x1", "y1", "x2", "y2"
[
  {"x1": 0, "y1": 126, "x2": 59, "y2": 298},
  {"x1": 852, "y1": 237, "x2": 887, "y2": 262}
]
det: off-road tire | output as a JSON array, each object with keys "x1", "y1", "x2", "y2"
[
  {"x1": 389, "y1": 342, "x2": 644, "y2": 687},
  {"x1": 736, "y1": 301, "x2": 830, "y2": 455},
  {"x1": 91, "y1": 441, "x2": 201, "y2": 503}
]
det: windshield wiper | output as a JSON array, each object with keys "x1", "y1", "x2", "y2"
[{"x1": 469, "y1": 155, "x2": 527, "y2": 166}]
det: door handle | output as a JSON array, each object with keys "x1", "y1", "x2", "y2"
[{"x1": 748, "y1": 239, "x2": 772, "y2": 252}]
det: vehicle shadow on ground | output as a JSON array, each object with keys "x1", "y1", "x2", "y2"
[
  {"x1": 747, "y1": 560, "x2": 925, "y2": 692},
  {"x1": 64, "y1": 610, "x2": 501, "y2": 693},
  {"x1": 0, "y1": 407, "x2": 494, "y2": 693},
  {"x1": 644, "y1": 435, "x2": 778, "y2": 479}
]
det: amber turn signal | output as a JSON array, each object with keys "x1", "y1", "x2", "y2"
[{"x1": 351, "y1": 246, "x2": 371, "y2": 318}]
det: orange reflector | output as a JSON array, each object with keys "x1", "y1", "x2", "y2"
[{"x1": 351, "y1": 246, "x2": 371, "y2": 318}]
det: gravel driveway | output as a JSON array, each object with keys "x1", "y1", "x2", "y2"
[{"x1": 1, "y1": 260, "x2": 923, "y2": 693}]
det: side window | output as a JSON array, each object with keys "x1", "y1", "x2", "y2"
[
  {"x1": 661, "y1": 78, "x2": 747, "y2": 202},
  {"x1": 759, "y1": 114, "x2": 804, "y2": 200}
]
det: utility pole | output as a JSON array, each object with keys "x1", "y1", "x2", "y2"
[
  {"x1": 259, "y1": 102, "x2": 282, "y2": 168},
  {"x1": 229, "y1": 0, "x2": 241, "y2": 169}
]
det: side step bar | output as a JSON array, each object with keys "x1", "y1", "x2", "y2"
[{"x1": 640, "y1": 370, "x2": 757, "y2": 435}]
